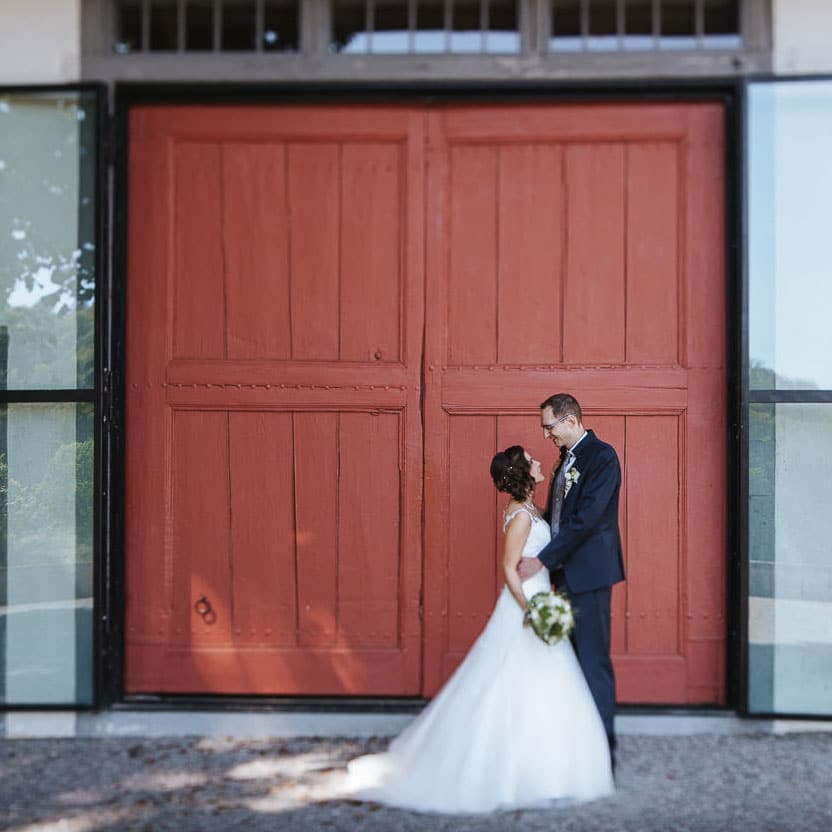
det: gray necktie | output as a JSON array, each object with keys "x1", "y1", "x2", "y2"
[{"x1": 550, "y1": 457, "x2": 568, "y2": 538}]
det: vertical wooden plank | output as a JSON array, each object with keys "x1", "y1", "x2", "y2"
[
  {"x1": 229, "y1": 412, "x2": 296, "y2": 647},
  {"x1": 173, "y1": 142, "x2": 226, "y2": 359},
  {"x1": 446, "y1": 415, "x2": 497, "y2": 670},
  {"x1": 222, "y1": 143, "x2": 292, "y2": 360},
  {"x1": 399, "y1": 110, "x2": 428, "y2": 694},
  {"x1": 497, "y1": 144, "x2": 563, "y2": 364},
  {"x1": 287, "y1": 143, "x2": 340, "y2": 360},
  {"x1": 626, "y1": 142, "x2": 679, "y2": 364},
  {"x1": 338, "y1": 412, "x2": 401, "y2": 650},
  {"x1": 684, "y1": 105, "x2": 727, "y2": 704},
  {"x1": 294, "y1": 412, "x2": 339, "y2": 648},
  {"x1": 171, "y1": 410, "x2": 232, "y2": 645},
  {"x1": 563, "y1": 143, "x2": 626, "y2": 364},
  {"x1": 685, "y1": 105, "x2": 726, "y2": 371},
  {"x1": 686, "y1": 370, "x2": 727, "y2": 703},
  {"x1": 125, "y1": 111, "x2": 171, "y2": 685},
  {"x1": 625, "y1": 414, "x2": 679, "y2": 654},
  {"x1": 422, "y1": 112, "x2": 450, "y2": 696},
  {"x1": 340, "y1": 143, "x2": 402, "y2": 363},
  {"x1": 447, "y1": 145, "x2": 498, "y2": 366}
]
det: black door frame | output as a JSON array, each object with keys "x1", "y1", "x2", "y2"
[{"x1": 101, "y1": 79, "x2": 746, "y2": 713}]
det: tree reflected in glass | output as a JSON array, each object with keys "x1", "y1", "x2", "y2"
[{"x1": 0, "y1": 92, "x2": 95, "y2": 390}]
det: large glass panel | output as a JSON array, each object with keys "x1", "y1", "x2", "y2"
[
  {"x1": 149, "y1": 0, "x2": 179, "y2": 51},
  {"x1": 659, "y1": 0, "x2": 696, "y2": 50},
  {"x1": 748, "y1": 81, "x2": 832, "y2": 391},
  {"x1": 222, "y1": 0, "x2": 257, "y2": 51},
  {"x1": 747, "y1": 404, "x2": 832, "y2": 716},
  {"x1": 263, "y1": 0, "x2": 300, "y2": 51},
  {"x1": 371, "y1": 0, "x2": 411, "y2": 54},
  {"x1": 332, "y1": 0, "x2": 369, "y2": 53},
  {"x1": 0, "y1": 88, "x2": 96, "y2": 708},
  {"x1": 550, "y1": 0, "x2": 582, "y2": 52},
  {"x1": 0, "y1": 403, "x2": 94, "y2": 705},
  {"x1": 0, "y1": 92, "x2": 95, "y2": 390},
  {"x1": 186, "y1": 1, "x2": 215, "y2": 50},
  {"x1": 484, "y1": 0, "x2": 519, "y2": 54}
]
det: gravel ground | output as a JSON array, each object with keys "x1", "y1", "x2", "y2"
[{"x1": 1, "y1": 733, "x2": 831, "y2": 832}]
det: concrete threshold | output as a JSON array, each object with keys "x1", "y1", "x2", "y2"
[{"x1": 3, "y1": 709, "x2": 832, "y2": 739}]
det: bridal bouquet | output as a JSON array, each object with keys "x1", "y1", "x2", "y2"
[{"x1": 525, "y1": 591, "x2": 575, "y2": 645}]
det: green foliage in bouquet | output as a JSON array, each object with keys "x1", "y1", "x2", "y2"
[{"x1": 525, "y1": 590, "x2": 575, "y2": 646}]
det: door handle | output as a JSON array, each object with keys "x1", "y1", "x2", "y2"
[{"x1": 194, "y1": 595, "x2": 216, "y2": 624}]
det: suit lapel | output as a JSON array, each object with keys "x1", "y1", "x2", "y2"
[{"x1": 563, "y1": 430, "x2": 595, "y2": 504}]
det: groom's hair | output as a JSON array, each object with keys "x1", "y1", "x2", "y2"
[{"x1": 540, "y1": 393, "x2": 582, "y2": 423}]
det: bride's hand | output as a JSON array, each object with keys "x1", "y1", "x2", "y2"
[{"x1": 517, "y1": 557, "x2": 544, "y2": 580}]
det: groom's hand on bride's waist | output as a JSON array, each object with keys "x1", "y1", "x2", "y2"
[{"x1": 517, "y1": 558, "x2": 544, "y2": 580}]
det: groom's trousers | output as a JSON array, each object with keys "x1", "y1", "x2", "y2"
[{"x1": 565, "y1": 585, "x2": 616, "y2": 748}]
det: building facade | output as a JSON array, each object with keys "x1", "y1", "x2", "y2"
[{"x1": 0, "y1": 0, "x2": 829, "y2": 718}]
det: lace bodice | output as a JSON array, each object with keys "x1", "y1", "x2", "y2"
[{"x1": 502, "y1": 505, "x2": 551, "y2": 560}]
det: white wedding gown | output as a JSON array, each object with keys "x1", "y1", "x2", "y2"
[{"x1": 343, "y1": 506, "x2": 614, "y2": 814}]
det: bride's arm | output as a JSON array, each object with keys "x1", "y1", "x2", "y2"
[{"x1": 502, "y1": 513, "x2": 532, "y2": 612}]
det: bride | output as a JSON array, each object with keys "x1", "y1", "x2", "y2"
[{"x1": 343, "y1": 445, "x2": 614, "y2": 814}]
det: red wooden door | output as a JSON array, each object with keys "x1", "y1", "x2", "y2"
[
  {"x1": 125, "y1": 106, "x2": 425, "y2": 694},
  {"x1": 126, "y1": 101, "x2": 726, "y2": 705},
  {"x1": 422, "y1": 103, "x2": 726, "y2": 704}
]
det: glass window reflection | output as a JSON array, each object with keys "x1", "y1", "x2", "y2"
[
  {"x1": 0, "y1": 92, "x2": 95, "y2": 391},
  {"x1": 748, "y1": 81, "x2": 832, "y2": 391},
  {"x1": 747, "y1": 403, "x2": 832, "y2": 716},
  {"x1": 0, "y1": 403, "x2": 94, "y2": 705}
]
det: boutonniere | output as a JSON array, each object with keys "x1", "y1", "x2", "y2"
[{"x1": 564, "y1": 468, "x2": 580, "y2": 496}]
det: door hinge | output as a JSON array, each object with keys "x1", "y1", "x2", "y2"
[{"x1": 102, "y1": 367, "x2": 119, "y2": 433}]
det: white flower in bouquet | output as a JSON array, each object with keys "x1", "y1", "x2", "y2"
[{"x1": 525, "y1": 590, "x2": 575, "y2": 645}]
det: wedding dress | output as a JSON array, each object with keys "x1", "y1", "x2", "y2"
[{"x1": 343, "y1": 505, "x2": 614, "y2": 813}]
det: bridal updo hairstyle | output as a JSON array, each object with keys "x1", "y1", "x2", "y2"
[{"x1": 490, "y1": 445, "x2": 535, "y2": 502}]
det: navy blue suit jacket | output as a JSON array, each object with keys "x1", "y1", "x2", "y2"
[{"x1": 538, "y1": 430, "x2": 625, "y2": 593}]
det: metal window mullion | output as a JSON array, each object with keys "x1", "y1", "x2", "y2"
[
  {"x1": 141, "y1": 0, "x2": 151, "y2": 51},
  {"x1": 694, "y1": 0, "x2": 704, "y2": 45},
  {"x1": 517, "y1": 0, "x2": 535, "y2": 55},
  {"x1": 177, "y1": 0, "x2": 186, "y2": 52},
  {"x1": 366, "y1": 0, "x2": 374, "y2": 53},
  {"x1": 652, "y1": 0, "x2": 660, "y2": 47},
  {"x1": 579, "y1": 0, "x2": 589, "y2": 49},
  {"x1": 444, "y1": 0, "x2": 452, "y2": 53},
  {"x1": 480, "y1": 0, "x2": 488, "y2": 51},
  {"x1": 408, "y1": 0, "x2": 417, "y2": 54},
  {"x1": 0, "y1": 390, "x2": 96, "y2": 404},
  {"x1": 306, "y1": 0, "x2": 326, "y2": 55},
  {"x1": 616, "y1": 0, "x2": 625, "y2": 48},
  {"x1": 213, "y1": 0, "x2": 222, "y2": 51},
  {"x1": 255, "y1": 0, "x2": 265, "y2": 51}
]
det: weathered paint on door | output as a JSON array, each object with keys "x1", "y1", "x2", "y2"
[
  {"x1": 126, "y1": 102, "x2": 726, "y2": 704},
  {"x1": 125, "y1": 106, "x2": 425, "y2": 694}
]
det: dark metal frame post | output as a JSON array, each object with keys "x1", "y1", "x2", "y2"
[{"x1": 0, "y1": 83, "x2": 104, "y2": 711}]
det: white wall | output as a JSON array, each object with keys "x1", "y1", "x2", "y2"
[
  {"x1": 0, "y1": 0, "x2": 81, "y2": 84},
  {"x1": 773, "y1": 0, "x2": 832, "y2": 74}
]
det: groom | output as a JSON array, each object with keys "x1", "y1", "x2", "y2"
[{"x1": 517, "y1": 393, "x2": 625, "y2": 765}]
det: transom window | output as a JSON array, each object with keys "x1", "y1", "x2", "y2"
[
  {"x1": 101, "y1": 0, "x2": 755, "y2": 66},
  {"x1": 331, "y1": 0, "x2": 520, "y2": 55},
  {"x1": 550, "y1": 0, "x2": 741, "y2": 52},
  {"x1": 115, "y1": 0, "x2": 300, "y2": 52}
]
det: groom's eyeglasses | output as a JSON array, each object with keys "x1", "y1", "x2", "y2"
[{"x1": 541, "y1": 415, "x2": 571, "y2": 434}]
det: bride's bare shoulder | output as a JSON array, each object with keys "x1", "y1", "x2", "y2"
[{"x1": 502, "y1": 500, "x2": 533, "y2": 531}]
